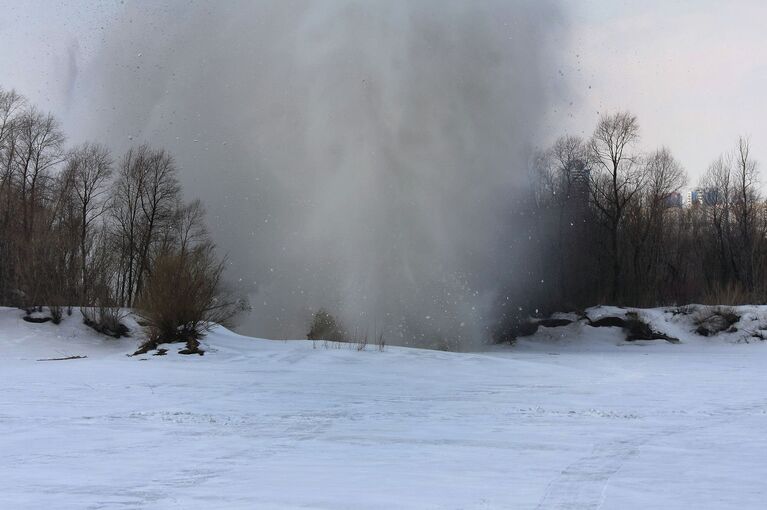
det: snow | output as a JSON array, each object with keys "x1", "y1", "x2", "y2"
[{"x1": 1, "y1": 306, "x2": 766, "y2": 509}]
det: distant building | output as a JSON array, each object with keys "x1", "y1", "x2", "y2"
[
  {"x1": 702, "y1": 189, "x2": 719, "y2": 206},
  {"x1": 684, "y1": 189, "x2": 702, "y2": 207},
  {"x1": 664, "y1": 191, "x2": 683, "y2": 208},
  {"x1": 682, "y1": 188, "x2": 719, "y2": 207},
  {"x1": 681, "y1": 188, "x2": 719, "y2": 208},
  {"x1": 568, "y1": 160, "x2": 590, "y2": 216}
]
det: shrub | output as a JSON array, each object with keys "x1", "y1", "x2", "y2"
[
  {"x1": 694, "y1": 306, "x2": 740, "y2": 336},
  {"x1": 81, "y1": 306, "x2": 129, "y2": 338},
  {"x1": 134, "y1": 243, "x2": 245, "y2": 355},
  {"x1": 376, "y1": 333, "x2": 386, "y2": 352},
  {"x1": 307, "y1": 309, "x2": 347, "y2": 342},
  {"x1": 49, "y1": 305, "x2": 63, "y2": 325}
]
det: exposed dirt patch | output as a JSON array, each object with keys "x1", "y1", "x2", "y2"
[
  {"x1": 589, "y1": 313, "x2": 680, "y2": 343},
  {"x1": 537, "y1": 318, "x2": 573, "y2": 328},
  {"x1": 178, "y1": 338, "x2": 205, "y2": 356},
  {"x1": 23, "y1": 316, "x2": 52, "y2": 324}
]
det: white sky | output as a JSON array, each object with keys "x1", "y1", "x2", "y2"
[
  {"x1": 1, "y1": 1, "x2": 766, "y2": 183},
  {"x1": 544, "y1": 0, "x2": 767, "y2": 182}
]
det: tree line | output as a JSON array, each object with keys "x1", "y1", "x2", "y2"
[
  {"x1": 530, "y1": 111, "x2": 765, "y2": 312},
  {"x1": 4, "y1": 83, "x2": 763, "y2": 347},
  {"x1": 0, "y1": 86, "x2": 242, "y2": 351}
]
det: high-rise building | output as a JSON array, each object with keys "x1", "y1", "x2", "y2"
[
  {"x1": 684, "y1": 189, "x2": 702, "y2": 207},
  {"x1": 702, "y1": 189, "x2": 719, "y2": 206},
  {"x1": 664, "y1": 191, "x2": 683, "y2": 208},
  {"x1": 569, "y1": 161, "x2": 590, "y2": 202}
]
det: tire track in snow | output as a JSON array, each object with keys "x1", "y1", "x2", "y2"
[
  {"x1": 534, "y1": 433, "x2": 651, "y2": 510},
  {"x1": 534, "y1": 399, "x2": 767, "y2": 509}
]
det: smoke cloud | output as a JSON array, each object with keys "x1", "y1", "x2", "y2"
[{"x1": 67, "y1": 0, "x2": 566, "y2": 348}]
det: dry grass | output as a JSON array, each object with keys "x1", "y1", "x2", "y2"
[
  {"x1": 309, "y1": 318, "x2": 386, "y2": 352},
  {"x1": 702, "y1": 282, "x2": 752, "y2": 306},
  {"x1": 693, "y1": 305, "x2": 740, "y2": 336}
]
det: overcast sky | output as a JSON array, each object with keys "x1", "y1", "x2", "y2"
[
  {"x1": 2, "y1": 1, "x2": 766, "y2": 341},
  {"x1": 549, "y1": 0, "x2": 767, "y2": 180},
  {"x1": 1, "y1": 1, "x2": 765, "y2": 182}
]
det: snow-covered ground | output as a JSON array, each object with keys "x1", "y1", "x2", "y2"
[{"x1": 1, "y1": 306, "x2": 766, "y2": 509}]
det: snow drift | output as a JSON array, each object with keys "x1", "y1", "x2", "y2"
[{"x1": 1, "y1": 306, "x2": 767, "y2": 508}]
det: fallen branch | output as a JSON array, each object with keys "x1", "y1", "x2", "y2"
[{"x1": 36, "y1": 355, "x2": 88, "y2": 361}]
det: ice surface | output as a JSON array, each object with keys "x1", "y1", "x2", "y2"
[{"x1": 0, "y1": 307, "x2": 765, "y2": 509}]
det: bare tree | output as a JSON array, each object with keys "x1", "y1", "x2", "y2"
[
  {"x1": 532, "y1": 135, "x2": 591, "y2": 305},
  {"x1": 0, "y1": 89, "x2": 26, "y2": 200},
  {"x1": 1, "y1": 106, "x2": 66, "y2": 309},
  {"x1": 694, "y1": 139, "x2": 765, "y2": 301},
  {"x1": 63, "y1": 143, "x2": 113, "y2": 302},
  {"x1": 589, "y1": 111, "x2": 643, "y2": 301},
  {"x1": 13, "y1": 108, "x2": 65, "y2": 234},
  {"x1": 624, "y1": 147, "x2": 686, "y2": 302},
  {"x1": 111, "y1": 147, "x2": 145, "y2": 306},
  {"x1": 0, "y1": 89, "x2": 26, "y2": 190},
  {"x1": 134, "y1": 147, "x2": 180, "y2": 300},
  {"x1": 731, "y1": 136, "x2": 759, "y2": 291},
  {"x1": 110, "y1": 145, "x2": 180, "y2": 306},
  {"x1": 175, "y1": 199, "x2": 209, "y2": 254},
  {"x1": 0, "y1": 88, "x2": 26, "y2": 301}
]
